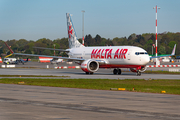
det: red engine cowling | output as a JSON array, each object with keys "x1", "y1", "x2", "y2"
[
  {"x1": 130, "y1": 66, "x2": 147, "y2": 73},
  {"x1": 81, "y1": 59, "x2": 99, "y2": 73}
]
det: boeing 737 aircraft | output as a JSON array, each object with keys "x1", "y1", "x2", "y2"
[{"x1": 4, "y1": 13, "x2": 176, "y2": 76}]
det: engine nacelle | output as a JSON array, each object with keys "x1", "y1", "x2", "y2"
[
  {"x1": 130, "y1": 66, "x2": 147, "y2": 73},
  {"x1": 81, "y1": 59, "x2": 99, "y2": 73}
]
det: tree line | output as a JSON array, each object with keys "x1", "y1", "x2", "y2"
[{"x1": 0, "y1": 32, "x2": 180, "y2": 58}]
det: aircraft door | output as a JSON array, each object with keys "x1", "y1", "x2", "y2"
[
  {"x1": 83, "y1": 51, "x2": 85, "y2": 58},
  {"x1": 127, "y1": 50, "x2": 131, "y2": 60}
]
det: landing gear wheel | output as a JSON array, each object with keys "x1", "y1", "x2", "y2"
[
  {"x1": 113, "y1": 69, "x2": 118, "y2": 75},
  {"x1": 118, "y1": 69, "x2": 121, "y2": 75},
  {"x1": 86, "y1": 72, "x2": 89, "y2": 74},
  {"x1": 136, "y1": 71, "x2": 141, "y2": 76},
  {"x1": 90, "y1": 72, "x2": 94, "y2": 74}
]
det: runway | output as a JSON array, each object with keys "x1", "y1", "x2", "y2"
[{"x1": 0, "y1": 84, "x2": 180, "y2": 120}]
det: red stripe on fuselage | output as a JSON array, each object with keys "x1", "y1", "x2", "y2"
[{"x1": 99, "y1": 64, "x2": 145, "y2": 68}]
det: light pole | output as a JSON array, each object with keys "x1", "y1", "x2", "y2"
[
  {"x1": 153, "y1": 5, "x2": 160, "y2": 65},
  {"x1": 82, "y1": 10, "x2": 85, "y2": 46}
]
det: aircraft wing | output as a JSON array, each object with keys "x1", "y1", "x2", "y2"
[
  {"x1": 5, "y1": 42, "x2": 108, "y2": 63},
  {"x1": 4, "y1": 42, "x2": 84, "y2": 62},
  {"x1": 13, "y1": 52, "x2": 108, "y2": 64},
  {"x1": 13, "y1": 53, "x2": 85, "y2": 61},
  {"x1": 150, "y1": 55, "x2": 172, "y2": 59},
  {"x1": 33, "y1": 47, "x2": 69, "y2": 52}
]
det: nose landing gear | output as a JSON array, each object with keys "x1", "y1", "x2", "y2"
[{"x1": 136, "y1": 71, "x2": 141, "y2": 76}]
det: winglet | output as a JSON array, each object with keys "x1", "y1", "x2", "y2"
[
  {"x1": 171, "y1": 44, "x2": 176, "y2": 55},
  {"x1": 4, "y1": 42, "x2": 14, "y2": 54}
]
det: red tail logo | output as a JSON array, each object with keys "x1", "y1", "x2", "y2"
[{"x1": 68, "y1": 25, "x2": 73, "y2": 38}]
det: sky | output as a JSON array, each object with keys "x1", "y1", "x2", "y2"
[{"x1": 0, "y1": 0, "x2": 180, "y2": 41}]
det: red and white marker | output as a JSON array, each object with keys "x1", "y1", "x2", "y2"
[
  {"x1": 153, "y1": 5, "x2": 160, "y2": 66},
  {"x1": 0, "y1": 57, "x2": 2, "y2": 63},
  {"x1": 39, "y1": 57, "x2": 52, "y2": 63},
  {"x1": 147, "y1": 65, "x2": 180, "y2": 68},
  {"x1": 82, "y1": 37, "x2": 84, "y2": 46},
  {"x1": 55, "y1": 66, "x2": 80, "y2": 69}
]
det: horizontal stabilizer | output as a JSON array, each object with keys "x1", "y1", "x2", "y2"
[{"x1": 33, "y1": 47, "x2": 69, "y2": 52}]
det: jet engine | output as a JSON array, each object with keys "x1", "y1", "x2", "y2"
[
  {"x1": 80, "y1": 59, "x2": 99, "y2": 73},
  {"x1": 130, "y1": 66, "x2": 147, "y2": 73}
]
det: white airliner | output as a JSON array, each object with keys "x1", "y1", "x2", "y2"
[
  {"x1": 150, "y1": 44, "x2": 176, "y2": 62},
  {"x1": 4, "y1": 13, "x2": 176, "y2": 76}
]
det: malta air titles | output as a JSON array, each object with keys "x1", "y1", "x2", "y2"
[{"x1": 91, "y1": 48, "x2": 128, "y2": 59}]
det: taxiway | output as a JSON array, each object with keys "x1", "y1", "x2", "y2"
[
  {"x1": 0, "y1": 67, "x2": 180, "y2": 80},
  {"x1": 0, "y1": 62, "x2": 180, "y2": 120}
]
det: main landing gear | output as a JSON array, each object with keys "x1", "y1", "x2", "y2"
[
  {"x1": 113, "y1": 69, "x2": 121, "y2": 75},
  {"x1": 113, "y1": 68, "x2": 142, "y2": 76}
]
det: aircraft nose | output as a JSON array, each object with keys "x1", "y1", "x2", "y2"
[
  {"x1": 144, "y1": 56, "x2": 150, "y2": 64},
  {"x1": 142, "y1": 56, "x2": 150, "y2": 64}
]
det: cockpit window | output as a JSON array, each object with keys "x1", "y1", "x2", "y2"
[
  {"x1": 135, "y1": 52, "x2": 139, "y2": 55},
  {"x1": 135, "y1": 52, "x2": 148, "y2": 55}
]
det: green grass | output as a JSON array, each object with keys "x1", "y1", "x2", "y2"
[{"x1": 0, "y1": 78, "x2": 180, "y2": 95}]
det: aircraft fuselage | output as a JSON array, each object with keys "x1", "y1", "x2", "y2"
[{"x1": 68, "y1": 46, "x2": 150, "y2": 68}]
